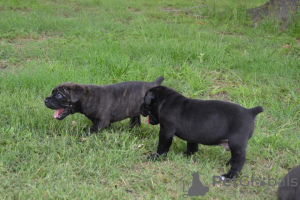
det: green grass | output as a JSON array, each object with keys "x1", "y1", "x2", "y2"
[{"x1": 0, "y1": 0, "x2": 299, "y2": 199}]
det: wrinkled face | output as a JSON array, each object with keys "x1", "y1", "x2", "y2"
[
  {"x1": 140, "y1": 90, "x2": 159, "y2": 125},
  {"x1": 44, "y1": 83, "x2": 84, "y2": 120}
]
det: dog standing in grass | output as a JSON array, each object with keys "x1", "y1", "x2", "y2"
[
  {"x1": 140, "y1": 86, "x2": 263, "y2": 179},
  {"x1": 44, "y1": 76, "x2": 164, "y2": 134}
]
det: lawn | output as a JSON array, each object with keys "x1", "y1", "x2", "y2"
[{"x1": 0, "y1": 0, "x2": 299, "y2": 199}]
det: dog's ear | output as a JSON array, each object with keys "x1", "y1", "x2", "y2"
[
  {"x1": 145, "y1": 91, "x2": 156, "y2": 105},
  {"x1": 69, "y1": 84, "x2": 85, "y2": 103}
]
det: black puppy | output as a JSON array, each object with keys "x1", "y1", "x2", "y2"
[
  {"x1": 140, "y1": 86, "x2": 263, "y2": 179},
  {"x1": 278, "y1": 164, "x2": 300, "y2": 200},
  {"x1": 44, "y1": 76, "x2": 164, "y2": 133}
]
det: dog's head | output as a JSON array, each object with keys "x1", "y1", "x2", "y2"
[
  {"x1": 44, "y1": 82, "x2": 85, "y2": 120},
  {"x1": 140, "y1": 89, "x2": 159, "y2": 125}
]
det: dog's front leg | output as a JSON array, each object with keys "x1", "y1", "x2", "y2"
[
  {"x1": 88, "y1": 119, "x2": 110, "y2": 135},
  {"x1": 129, "y1": 116, "x2": 141, "y2": 129},
  {"x1": 89, "y1": 123, "x2": 99, "y2": 134},
  {"x1": 148, "y1": 127, "x2": 175, "y2": 160}
]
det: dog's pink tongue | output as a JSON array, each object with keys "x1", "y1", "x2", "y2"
[
  {"x1": 147, "y1": 116, "x2": 150, "y2": 124},
  {"x1": 54, "y1": 108, "x2": 65, "y2": 119}
]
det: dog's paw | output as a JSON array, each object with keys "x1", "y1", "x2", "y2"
[
  {"x1": 85, "y1": 130, "x2": 97, "y2": 137},
  {"x1": 147, "y1": 153, "x2": 166, "y2": 161},
  {"x1": 88, "y1": 127, "x2": 99, "y2": 135},
  {"x1": 147, "y1": 153, "x2": 160, "y2": 161},
  {"x1": 221, "y1": 171, "x2": 238, "y2": 180},
  {"x1": 183, "y1": 151, "x2": 196, "y2": 156}
]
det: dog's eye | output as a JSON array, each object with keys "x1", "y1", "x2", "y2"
[{"x1": 55, "y1": 93, "x2": 63, "y2": 99}]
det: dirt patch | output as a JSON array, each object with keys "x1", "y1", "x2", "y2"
[
  {"x1": 0, "y1": 6, "x2": 31, "y2": 12},
  {"x1": 7, "y1": 35, "x2": 56, "y2": 51},
  {"x1": 209, "y1": 91, "x2": 229, "y2": 101},
  {"x1": 160, "y1": 6, "x2": 178, "y2": 12},
  {"x1": 160, "y1": 4, "x2": 209, "y2": 18},
  {"x1": 218, "y1": 31, "x2": 244, "y2": 38},
  {"x1": 128, "y1": 7, "x2": 141, "y2": 15},
  {"x1": 159, "y1": 6, "x2": 186, "y2": 16},
  {"x1": 0, "y1": 35, "x2": 56, "y2": 71},
  {"x1": 10, "y1": 35, "x2": 55, "y2": 43},
  {"x1": 0, "y1": 60, "x2": 8, "y2": 70},
  {"x1": 205, "y1": 70, "x2": 239, "y2": 101}
]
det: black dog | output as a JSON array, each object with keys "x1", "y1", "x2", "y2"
[
  {"x1": 278, "y1": 164, "x2": 300, "y2": 200},
  {"x1": 44, "y1": 76, "x2": 164, "y2": 133},
  {"x1": 140, "y1": 86, "x2": 263, "y2": 179}
]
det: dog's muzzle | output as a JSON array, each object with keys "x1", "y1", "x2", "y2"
[
  {"x1": 140, "y1": 103, "x2": 150, "y2": 117},
  {"x1": 44, "y1": 97, "x2": 58, "y2": 109},
  {"x1": 44, "y1": 97, "x2": 73, "y2": 120}
]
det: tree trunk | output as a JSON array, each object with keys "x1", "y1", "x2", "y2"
[{"x1": 247, "y1": 0, "x2": 299, "y2": 21}]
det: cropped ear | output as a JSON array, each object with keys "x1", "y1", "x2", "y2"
[
  {"x1": 70, "y1": 84, "x2": 85, "y2": 103},
  {"x1": 145, "y1": 91, "x2": 156, "y2": 105}
]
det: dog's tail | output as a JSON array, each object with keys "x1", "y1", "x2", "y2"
[
  {"x1": 249, "y1": 106, "x2": 264, "y2": 117},
  {"x1": 154, "y1": 76, "x2": 164, "y2": 85}
]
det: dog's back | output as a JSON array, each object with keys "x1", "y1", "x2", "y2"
[{"x1": 98, "y1": 76, "x2": 164, "y2": 122}]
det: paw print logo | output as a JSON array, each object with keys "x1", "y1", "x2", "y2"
[{"x1": 256, "y1": 176, "x2": 267, "y2": 186}]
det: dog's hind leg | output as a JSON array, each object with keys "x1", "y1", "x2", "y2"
[
  {"x1": 129, "y1": 116, "x2": 141, "y2": 129},
  {"x1": 221, "y1": 140, "x2": 247, "y2": 179},
  {"x1": 226, "y1": 158, "x2": 233, "y2": 166},
  {"x1": 184, "y1": 142, "x2": 199, "y2": 155}
]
